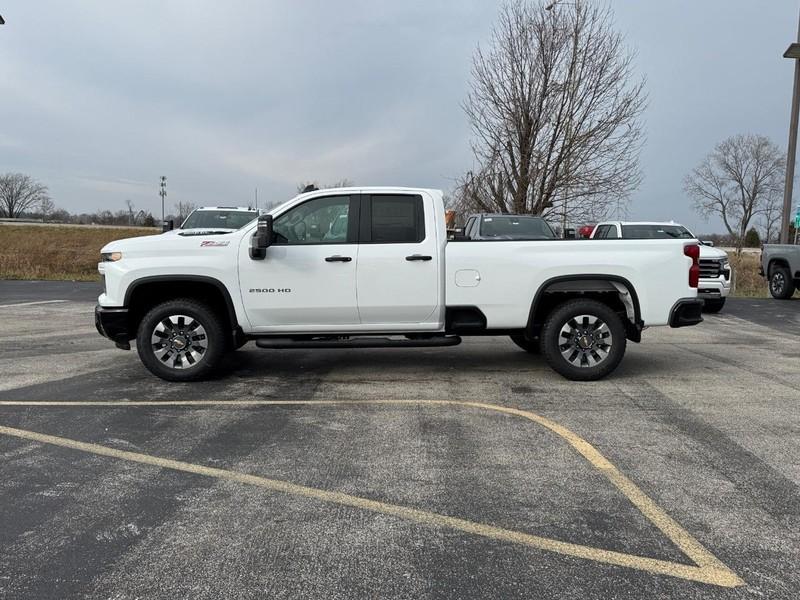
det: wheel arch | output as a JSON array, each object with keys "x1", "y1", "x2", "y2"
[
  {"x1": 125, "y1": 275, "x2": 242, "y2": 344},
  {"x1": 526, "y1": 274, "x2": 643, "y2": 342},
  {"x1": 767, "y1": 258, "x2": 790, "y2": 274}
]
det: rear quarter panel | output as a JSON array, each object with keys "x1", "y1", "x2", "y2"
[{"x1": 445, "y1": 239, "x2": 695, "y2": 328}]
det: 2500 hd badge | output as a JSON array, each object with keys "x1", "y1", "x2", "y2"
[{"x1": 249, "y1": 288, "x2": 291, "y2": 293}]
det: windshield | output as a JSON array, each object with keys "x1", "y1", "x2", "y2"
[
  {"x1": 479, "y1": 216, "x2": 555, "y2": 239},
  {"x1": 181, "y1": 210, "x2": 257, "y2": 230},
  {"x1": 621, "y1": 224, "x2": 694, "y2": 239}
]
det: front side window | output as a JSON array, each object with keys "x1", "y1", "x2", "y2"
[
  {"x1": 273, "y1": 195, "x2": 351, "y2": 244},
  {"x1": 369, "y1": 195, "x2": 424, "y2": 243}
]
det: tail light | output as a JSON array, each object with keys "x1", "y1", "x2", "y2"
[{"x1": 684, "y1": 243, "x2": 700, "y2": 288}]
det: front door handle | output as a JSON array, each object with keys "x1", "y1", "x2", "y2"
[
  {"x1": 325, "y1": 255, "x2": 352, "y2": 262},
  {"x1": 405, "y1": 254, "x2": 432, "y2": 261}
]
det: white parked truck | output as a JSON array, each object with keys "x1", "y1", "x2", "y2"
[
  {"x1": 590, "y1": 221, "x2": 731, "y2": 313},
  {"x1": 163, "y1": 206, "x2": 258, "y2": 235},
  {"x1": 96, "y1": 188, "x2": 703, "y2": 382}
]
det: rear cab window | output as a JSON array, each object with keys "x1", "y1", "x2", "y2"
[
  {"x1": 479, "y1": 216, "x2": 555, "y2": 239},
  {"x1": 621, "y1": 225, "x2": 694, "y2": 239}
]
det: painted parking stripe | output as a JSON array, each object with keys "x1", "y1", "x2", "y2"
[
  {"x1": 0, "y1": 400, "x2": 744, "y2": 588},
  {"x1": 0, "y1": 300, "x2": 68, "y2": 308}
]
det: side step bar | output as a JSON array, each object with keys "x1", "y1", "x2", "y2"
[{"x1": 255, "y1": 336, "x2": 462, "y2": 349}]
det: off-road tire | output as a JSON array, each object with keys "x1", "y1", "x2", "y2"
[
  {"x1": 540, "y1": 299, "x2": 627, "y2": 381},
  {"x1": 136, "y1": 298, "x2": 228, "y2": 382},
  {"x1": 769, "y1": 266, "x2": 794, "y2": 299}
]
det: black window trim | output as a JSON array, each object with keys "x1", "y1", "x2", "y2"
[
  {"x1": 358, "y1": 193, "x2": 426, "y2": 244},
  {"x1": 270, "y1": 193, "x2": 360, "y2": 246}
]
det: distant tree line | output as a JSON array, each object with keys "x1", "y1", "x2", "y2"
[{"x1": 0, "y1": 171, "x2": 185, "y2": 228}]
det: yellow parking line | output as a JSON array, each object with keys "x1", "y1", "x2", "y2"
[{"x1": 0, "y1": 400, "x2": 744, "y2": 587}]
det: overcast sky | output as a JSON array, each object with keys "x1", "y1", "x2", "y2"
[{"x1": 0, "y1": 0, "x2": 797, "y2": 232}]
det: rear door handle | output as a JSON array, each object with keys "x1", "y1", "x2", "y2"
[
  {"x1": 325, "y1": 255, "x2": 352, "y2": 262},
  {"x1": 405, "y1": 254, "x2": 432, "y2": 261}
]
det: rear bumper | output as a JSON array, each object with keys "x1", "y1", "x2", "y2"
[
  {"x1": 669, "y1": 298, "x2": 704, "y2": 328},
  {"x1": 95, "y1": 305, "x2": 131, "y2": 345}
]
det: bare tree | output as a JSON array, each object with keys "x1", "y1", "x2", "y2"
[
  {"x1": 759, "y1": 189, "x2": 783, "y2": 244},
  {"x1": 124, "y1": 199, "x2": 136, "y2": 226},
  {"x1": 684, "y1": 134, "x2": 784, "y2": 253},
  {"x1": 39, "y1": 196, "x2": 55, "y2": 222},
  {"x1": 174, "y1": 201, "x2": 197, "y2": 224},
  {"x1": 0, "y1": 173, "x2": 50, "y2": 218},
  {"x1": 456, "y1": 0, "x2": 646, "y2": 225}
]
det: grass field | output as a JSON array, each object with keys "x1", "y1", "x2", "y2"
[
  {"x1": 0, "y1": 225, "x2": 159, "y2": 281},
  {"x1": 729, "y1": 253, "x2": 770, "y2": 298},
  {"x1": 0, "y1": 224, "x2": 780, "y2": 296}
]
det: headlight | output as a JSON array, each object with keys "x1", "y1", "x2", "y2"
[{"x1": 101, "y1": 251, "x2": 123, "y2": 262}]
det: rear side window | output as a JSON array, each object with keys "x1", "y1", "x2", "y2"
[{"x1": 365, "y1": 195, "x2": 425, "y2": 243}]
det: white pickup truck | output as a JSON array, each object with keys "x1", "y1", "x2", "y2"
[
  {"x1": 96, "y1": 187, "x2": 703, "y2": 382},
  {"x1": 590, "y1": 221, "x2": 732, "y2": 312}
]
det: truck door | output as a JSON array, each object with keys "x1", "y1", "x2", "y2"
[
  {"x1": 239, "y1": 194, "x2": 360, "y2": 329},
  {"x1": 356, "y1": 193, "x2": 441, "y2": 324}
]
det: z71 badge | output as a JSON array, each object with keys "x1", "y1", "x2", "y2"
[{"x1": 200, "y1": 240, "x2": 230, "y2": 247}]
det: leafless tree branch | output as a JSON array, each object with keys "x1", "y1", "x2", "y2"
[
  {"x1": 455, "y1": 0, "x2": 646, "y2": 225},
  {"x1": 0, "y1": 173, "x2": 50, "y2": 218},
  {"x1": 684, "y1": 134, "x2": 784, "y2": 253}
]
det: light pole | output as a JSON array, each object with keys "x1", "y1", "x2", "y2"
[
  {"x1": 781, "y1": 9, "x2": 800, "y2": 244},
  {"x1": 159, "y1": 176, "x2": 167, "y2": 224}
]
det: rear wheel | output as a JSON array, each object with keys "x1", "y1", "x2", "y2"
[
  {"x1": 702, "y1": 298, "x2": 726, "y2": 313},
  {"x1": 769, "y1": 266, "x2": 794, "y2": 299},
  {"x1": 509, "y1": 334, "x2": 539, "y2": 354},
  {"x1": 540, "y1": 299, "x2": 627, "y2": 381},
  {"x1": 136, "y1": 298, "x2": 227, "y2": 381}
]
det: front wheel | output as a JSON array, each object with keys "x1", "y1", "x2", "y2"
[
  {"x1": 769, "y1": 266, "x2": 794, "y2": 299},
  {"x1": 136, "y1": 298, "x2": 227, "y2": 381},
  {"x1": 702, "y1": 298, "x2": 726, "y2": 313},
  {"x1": 540, "y1": 299, "x2": 627, "y2": 381}
]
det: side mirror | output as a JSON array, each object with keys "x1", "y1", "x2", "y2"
[
  {"x1": 701, "y1": 240, "x2": 714, "y2": 247},
  {"x1": 162, "y1": 219, "x2": 174, "y2": 232},
  {"x1": 250, "y1": 214, "x2": 273, "y2": 260}
]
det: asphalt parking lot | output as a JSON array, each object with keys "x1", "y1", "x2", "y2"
[{"x1": 1, "y1": 280, "x2": 799, "y2": 599}]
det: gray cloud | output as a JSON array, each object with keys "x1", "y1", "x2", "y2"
[{"x1": 0, "y1": 0, "x2": 797, "y2": 232}]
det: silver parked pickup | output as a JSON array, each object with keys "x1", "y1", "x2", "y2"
[{"x1": 761, "y1": 245, "x2": 800, "y2": 299}]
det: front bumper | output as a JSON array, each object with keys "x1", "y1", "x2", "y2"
[
  {"x1": 698, "y1": 275, "x2": 732, "y2": 299},
  {"x1": 95, "y1": 305, "x2": 132, "y2": 348},
  {"x1": 669, "y1": 298, "x2": 704, "y2": 328}
]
